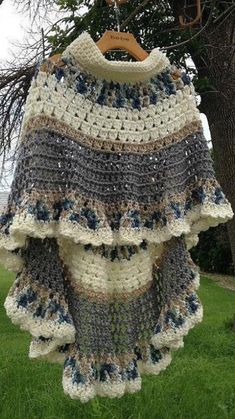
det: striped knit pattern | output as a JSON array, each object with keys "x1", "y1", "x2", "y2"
[{"x1": 0, "y1": 31, "x2": 233, "y2": 403}]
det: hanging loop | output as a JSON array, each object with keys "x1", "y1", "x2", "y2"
[{"x1": 179, "y1": 0, "x2": 202, "y2": 27}]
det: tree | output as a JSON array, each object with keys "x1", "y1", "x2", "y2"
[{"x1": 170, "y1": 1, "x2": 235, "y2": 272}]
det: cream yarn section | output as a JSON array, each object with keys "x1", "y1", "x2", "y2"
[
  {"x1": 21, "y1": 71, "x2": 200, "y2": 144},
  {"x1": 61, "y1": 31, "x2": 170, "y2": 83},
  {"x1": 58, "y1": 237, "x2": 163, "y2": 295}
]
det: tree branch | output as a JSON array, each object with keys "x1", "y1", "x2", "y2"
[{"x1": 120, "y1": 0, "x2": 154, "y2": 31}]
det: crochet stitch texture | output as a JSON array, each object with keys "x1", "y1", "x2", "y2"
[{"x1": 0, "y1": 31, "x2": 234, "y2": 403}]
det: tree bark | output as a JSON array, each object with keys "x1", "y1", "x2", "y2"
[
  {"x1": 190, "y1": 14, "x2": 235, "y2": 272},
  {"x1": 170, "y1": 1, "x2": 235, "y2": 273},
  {"x1": 199, "y1": 89, "x2": 235, "y2": 271}
]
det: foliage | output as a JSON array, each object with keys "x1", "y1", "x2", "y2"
[
  {"x1": 190, "y1": 224, "x2": 234, "y2": 275},
  {"x1": 47, "y1": 0, "x2": 193, "y2": 66},
  {"x1": 224, "y1": 312, "x2": 235, "y2": 332},
  {"x1": 193, "y1": 75, "x2": 215, "y2": 94},
  {"x1": 190, "y1": 147, "x2": 233, "y2": 276}
]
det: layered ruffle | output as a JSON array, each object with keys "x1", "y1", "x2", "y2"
[
  {"x1": 0, "y1": 177, "x2": 233, "y2": 277},
  {"x1": 0, "y1": 171, "x2": 229, "y2": 403},
  {"x1": 2, "y1": 232, "x2": 203, "y2": 402},
  {"x1": 3, "y1": 237, "x2": 76, "y2": 356},
  {"x1": 4, "y1": 271, "x2": 75, "y2": 343},
  {"x1": 0, "y1": 91, "x2": 233, "y2": 271},
  {"x1": 0, "y1": 247, "x2": 23, "y2": 273},
  {"x1": 27, "y1": 270, "x2": 201, "y2": 364},
  {"x1": 23, "y1": 271, "x2": 202, "y2": 403},
  {"x1": 61, "y1": 345, "x2": 172, "y2": 402},
  {"x1": 1, "y1": 29, "x2": 234, "y2": 404}
]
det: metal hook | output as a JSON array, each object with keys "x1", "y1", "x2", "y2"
[
  {"x1": 112, "y1": 0, "x2": 121, "y2": 32},
  {"x1": 41, "y1": 27, "x2": 45, "y2": 60},
  {"x1": 179, "y1": 0, "x2": 202, "y2": 27}
]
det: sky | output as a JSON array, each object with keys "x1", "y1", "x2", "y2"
[
  {"x1": 0, "y1": 1, "x2": 212, "y2": 192},
  {"x1": 0, "y1": 2, "x2": 30, "y2": 191},
  {"x1": 0, "y1": 1, "x2": 28, "y2": 60}
]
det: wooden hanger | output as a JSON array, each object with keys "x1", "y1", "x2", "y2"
[
  {"x1": 96, "y1": 30, "x2": 149, "y2": 61},
  {"x1": 40, "y1": 30, "x2": 149, "y2": 72},
  {"x1": 40, "y1": 0, "x2": 148, "y2": 71},
  {"x1": 40, "y1": 33, "x2": 149, "y2": 73},
  {"x1": 40, "y1": 53, "x2": 65, "y2": 72},
  {"x1": 96, "y1": 0, "x2": 148, "y2": 61}
]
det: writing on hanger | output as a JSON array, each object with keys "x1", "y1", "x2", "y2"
[{"x1": 96, "y1": 0, "x2": 148, "y2": 61}]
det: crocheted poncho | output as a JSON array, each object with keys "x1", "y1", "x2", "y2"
[{"x1": 0, "y1": 31, "x2": 233, "y2": 403}]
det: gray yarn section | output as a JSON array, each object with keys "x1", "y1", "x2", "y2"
[
  {"x1": 65, "y1": 235, "x2": 195, "y2": 355},
  {"x1": 154, "y1": 235, "x2": 196, "y2": 306},
  {"x1": 8, "y1": 129, "x2": 215, "y2": 206},
  {"x1": 21, "y1": 237, "x2": 67, "y2": 295},
  {"x1": 66, "y1": 279, "x2": 161, "y2": 355}
]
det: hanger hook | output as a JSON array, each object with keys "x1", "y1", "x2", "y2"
[{"x1": 112, "y1": 0, "x2": 121, "y2": 32}]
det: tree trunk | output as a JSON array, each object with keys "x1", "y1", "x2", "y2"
[
  {"x1": 170, "y1": 1, "x2": 235, "y2": 273},
  {"x1": 190, "y1": 13, "x2": 235, "y2": 273},
  {"x1": 199, "y1": 90, "x2": 235, "y2": 272}
]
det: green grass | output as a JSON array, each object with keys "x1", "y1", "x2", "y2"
[{"x1": 0, "y1": 266, "x2": 235, "y2": 419}]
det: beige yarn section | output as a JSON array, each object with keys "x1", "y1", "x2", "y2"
[{"x1": 21, "y1": 115, "x2": 202, "y2": 154}]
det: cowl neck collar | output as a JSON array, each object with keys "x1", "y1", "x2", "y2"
[{"x1": 61, "y1": 31, "x2": 170, "y2": 84}]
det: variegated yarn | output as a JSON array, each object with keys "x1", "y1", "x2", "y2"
[{"x1": 0, "y1": 31, "x2": 233, "y2": 403}]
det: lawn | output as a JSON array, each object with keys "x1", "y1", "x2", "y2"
[{"x1": 0, "y1": 265, "x2": 235, "y2": 419}]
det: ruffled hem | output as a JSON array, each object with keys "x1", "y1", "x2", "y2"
[
  {"x1": 4, "y1": 271, "x2": 75, "y2": 343},
  {"x1": 0, "y1": 248, "x2": 23, "y2": 273},
  {"x1": 28, "y1": 295, "x2": 200, "y2": 366},
  {"x1": 29, "y1": 337, "x2": 71, "y2": 363},
  {"x1": 151, "y1": 270, "x2": 203, "y2": 350},
  {"x1": 10, "y1": 269, "x2": 201, "y2": 363},
  {"x1": 60, "y1": 297, "x2": 202, "y2": 403},
  {"x1": 8, "y1": 268, "x2": 202, "y2": 402},
  {"x1": 62, "y1": 347, "x2": 172, "y2": 403},
  {"x1": 0, "y1": 200, "x2": 233, "y2": 272},
  {"x1": 151, "y1": 305, "x2": 203, "y2": 349}
]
